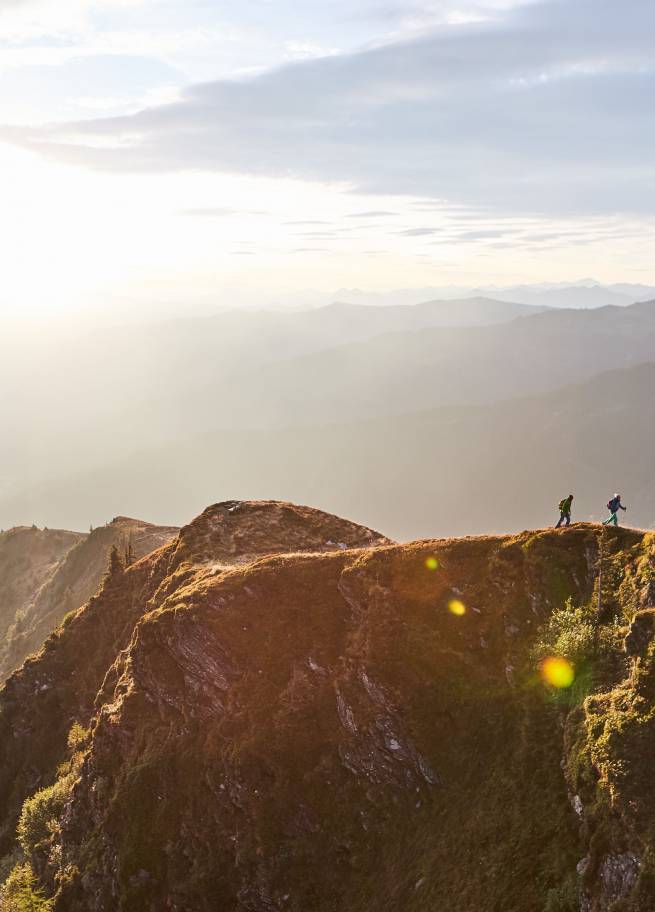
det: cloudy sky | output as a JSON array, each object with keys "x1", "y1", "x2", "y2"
[{"x1": 1, "y1": 0, "x2": 653, "y2": 319}]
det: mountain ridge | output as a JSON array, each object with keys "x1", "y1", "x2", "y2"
[
  {"x1": 0, "y1": 517, "x2": 178, "y2": 682},
  {"x1": 0, "y1": 503, "x2": 653, "y2": 910},
  {"x1": 0, "y1": 526, "x2": 85, "y2": 667}
]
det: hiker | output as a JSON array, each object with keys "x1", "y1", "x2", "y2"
[
  {"x1": 555, "y1": 494, "x2": 574, "y2": 528},
  {"x1": 603, "y1": 494, "x2": 627, "y2": 526}
]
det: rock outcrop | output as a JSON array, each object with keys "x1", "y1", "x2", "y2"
[{"x1": 1, "y1": 508, "x2": 654, "y2": 912}]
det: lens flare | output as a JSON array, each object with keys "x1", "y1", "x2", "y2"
[
  {"x1": 540, "y1": 656, "x2": 575, "y2": 689},
  {"x1": 448, "y1": 599, "x2": 466, "y2": 616},
  {"x1": 425, "y1": 556, "x2": 439, "y2": 571}
]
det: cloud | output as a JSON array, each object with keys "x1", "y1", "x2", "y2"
[
  {"x1": 296, "y1": 230, "x2": 341, "y2": 237},
  {"x1": 283, "y1": 41, "x2": 339, "y2": 61},
  {"x1": 0, "y1": 53, "x2": 182, "y2": 123},
  {"x1": 3, "y1": 0, "x2": 655, "y2": 215},
  {"x1": 346, "y1": 210, "x2": 397, "y2": 217},
  {"x1": 398, "y1": 227, "x2": 439, "y2": 236},
  {"x1": 178, "y1": 207, "x2": 267, "y2": 217},
  {"x1": 454, "y1": 228, "x2": 508, "y2": 239}
]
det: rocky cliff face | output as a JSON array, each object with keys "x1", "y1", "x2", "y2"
[
  {"x1": 0, "y1": 505, "x2": 654, "y2": 912},
  {"x1": 0, "y1": 517, "x2": 178, "y2": 682}
]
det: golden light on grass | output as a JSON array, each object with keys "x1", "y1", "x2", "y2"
[
  {"x1": 540, "y1": 656, "x2": 575, "y2": 689},
  {"x1": 425, "y1": 556, "x2": 439, "y2": 571},
  {"x1": 448, "y1": 599, "x2": 466, "y2": 617}
]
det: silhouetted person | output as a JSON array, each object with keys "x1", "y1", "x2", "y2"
[
  {"x1": 555, "y1": 494, "x2": 574, "y2": 528},
  {"x1": 603, "y1": 494, "x2": 627, "y2": 526}
]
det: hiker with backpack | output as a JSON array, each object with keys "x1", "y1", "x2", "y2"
[
  {"x1": 555, "y1": 494, "x2": 574, "y2": 528},
  {"x1": 603, "y1": 494, "x2": 627, "y2": 526}
]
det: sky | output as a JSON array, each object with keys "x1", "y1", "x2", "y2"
[{"x1": 1, "y1": 0, "x2": 654, "y2": 321}]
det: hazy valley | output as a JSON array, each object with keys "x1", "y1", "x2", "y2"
[{"x1": 3, "y1": 289, "x2": 655, "y2": 538}]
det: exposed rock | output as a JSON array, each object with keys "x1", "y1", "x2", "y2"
[
  {"x1": 168, "y1": 500, "x2": 392, "y2": 569},
  {"x1": 600, "y1": 853, "x2": 641, "y2": 906},
  {"x1": 571, "y1": 793, "x2": 584, "y2": 818},
  {"x1": 624, "y1": 609, "x2": 655, "y2": 657}
]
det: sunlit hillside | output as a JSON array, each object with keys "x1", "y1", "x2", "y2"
[{"x1": 0, "y1": 503, "x2": 653, "y2": 910}]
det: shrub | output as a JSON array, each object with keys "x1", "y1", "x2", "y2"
[
  {"x1": 17, "y1": 721, "x2": 88, "y2": 870},
  {"x1": 0, "y1": 863, "x2": 52, "y2": 911},
  {"x1": 543, "y1": 874, "x2": 579, "y2": 912},
  {"x1": 534, "y1": 599, "x2": 621, "y2": 668},
  {"x1": 0, "y1": 853, "x2": 22, "y2": 890},
  {"x1": 532, "y1": 599, "x2": 623, "y2": 706},
  {"x1": 66, "y1": 723, "x2": 89, "y2": 753},
  {"x1": 537, "y1": 600, "x2": 596, "y2": 666},
  {"x1": 17, "y1": 775, "x2": 75, "y2": 861}
]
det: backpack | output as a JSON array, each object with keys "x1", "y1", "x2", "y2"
[
  {"x1": 558, "y1": 499, "x2": 568, "y2": 512},
  {"x1": 608, "y1": 498, "x2": 618, "y2": 512}
]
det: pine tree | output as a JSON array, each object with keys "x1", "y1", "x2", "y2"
[
  {"x1": 123, "y1": 532, "x2": 135, "y2": 568},
  {"x1": 105, "y1": 545, "x2": 124, "y2": 583}
]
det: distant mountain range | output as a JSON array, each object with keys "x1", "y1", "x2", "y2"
[
  {"x1": 3, "y1": 360, "x2": 655, "y2": 540},
  {"x1": 2, "y1": 292, "x2": 655, "y2": 536},
  {"x1": 0, "y1": 294, "x2": 547, "y2": 496},
  {"x1": 325, "y1": 280, "x2": 655, "y2": 311}
]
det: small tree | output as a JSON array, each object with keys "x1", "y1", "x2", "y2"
[
  {"x1": 0, "y1": 863, "x2": 53, "y2": 911},
  {"x1": 105, "y1": 545, "x2": 124, "y2": 583},
  {"x1": 123, "y1": 532, "x2": 135, "y2": 568}
]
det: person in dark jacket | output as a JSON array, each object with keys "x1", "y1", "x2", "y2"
[
  {"x1": 555, "y1": 494, "x2": 574, "y2": 528},
  {"x1": 603, "y1": 494, "x2": 627, "y2": 526}
]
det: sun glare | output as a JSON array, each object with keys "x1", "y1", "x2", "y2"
[{"x1": 540, "y1": 656, "x2": 575, "y2": 689}]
